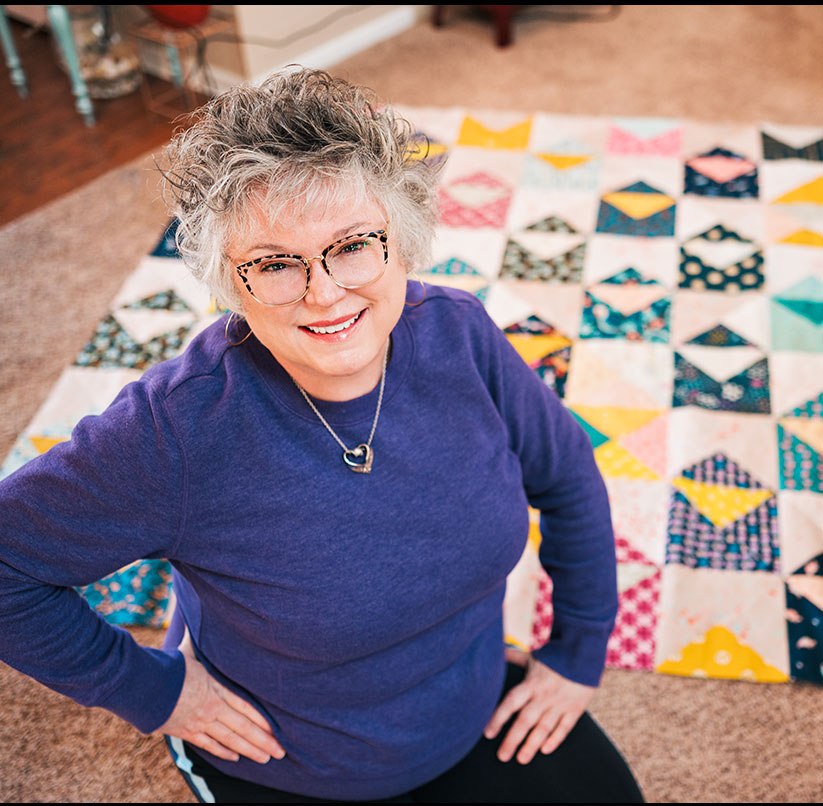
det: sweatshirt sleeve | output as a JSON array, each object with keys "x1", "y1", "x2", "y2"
[
  {"x1": 478, "y1": 303, "x2": 617, "y2": 687},
  {"x1": 0, "y1": 376, "x2": 187, "y2": 733}
]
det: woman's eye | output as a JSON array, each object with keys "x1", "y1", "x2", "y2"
[
  {"x1": 341, "y1": 239, "x2": 369, "y2": 254},
  {"x1": 258, "y1": 261, "x2": 290, "y2": 273}
]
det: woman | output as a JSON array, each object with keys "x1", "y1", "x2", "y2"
[{"x1": 0, "y1": 69, "x2": 642, "y2": 802}]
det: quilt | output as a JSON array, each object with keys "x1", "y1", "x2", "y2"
[{"x1": 3, "y1": 110, "x2": 822, "y2": 686}]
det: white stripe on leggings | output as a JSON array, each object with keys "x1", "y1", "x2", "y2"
[{"x1": 169, "y1": 736, "x2": 217, "y2": 804}]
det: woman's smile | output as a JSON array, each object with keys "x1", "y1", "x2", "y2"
[{"x1": 300, "y1": 307, "x2": 366, "y2": 338}]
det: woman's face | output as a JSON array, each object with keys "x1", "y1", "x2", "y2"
[{"x1": 228, "y1": 195, "x2": 408, "y2": 401}]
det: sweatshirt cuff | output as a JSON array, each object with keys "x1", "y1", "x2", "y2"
[
  {"x1": 531, "y1": 613, "x2": 613, "y2": 688},
  {"x1": 97, "y1": 647, "x2": 186, "y2": 734}
]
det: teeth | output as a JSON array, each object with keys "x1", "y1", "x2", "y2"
[{"x1": 306, "y1": 311, "x2": 360, "y2": 334}]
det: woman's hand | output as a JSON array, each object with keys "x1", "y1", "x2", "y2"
[
  {"x1": 484, "y1": 648, "x2": 595, "y2": 764},
  {"x1": 158, "y1": 630, "x2": 285, "y2": 764}
]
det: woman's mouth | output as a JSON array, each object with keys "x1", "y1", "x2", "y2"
[{"x1": 301, "y1": 309, "x2": 365, "y2": 338}]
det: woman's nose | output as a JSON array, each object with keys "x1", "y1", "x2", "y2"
[{"x1": 303, "y1": 257, "x2": 347, "y2": 307}]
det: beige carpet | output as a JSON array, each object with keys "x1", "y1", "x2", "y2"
[{"x1": 2, "y1": 6, "x2": 823, "y2": 802}]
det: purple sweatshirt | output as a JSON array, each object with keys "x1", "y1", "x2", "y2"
[{"x1": 0, "y1": 283, "x2": 616, "y2": 800}]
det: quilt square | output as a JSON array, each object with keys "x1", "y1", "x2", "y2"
[
  {"x1": 580, "y1": 268, "x2": 670, "y2": 343},
  {"x1": 654, "y1": 565, "x2": 789, "y2": 682},
  {"x1": 606, "y1": 117, "x2": 683, "y2": 157},
  {"x1": 761, "y1": 123, "x2": 823, "y2": 162},
  {"x1": 596, "y1": 181, "x2": 676, "y2": 237},
  {"x1": 499, "y1": 216, "x2": 586, "y2": 282},
  {"x1": 673, "y1": 326, "x2": 770, "y2": 413},
  {"x1": 679, "y1": 224, "x2": 764, "y2": 292},
  {"x1": 523, "y1": 147, "x2": 601, "y2": 192},
  {"x1": 666, "y1": 453, "x2": 779, "y2": 572},
  {"x1": 684, "y1": 147, "x2": 759, "y2": 198},
  {"x1": 456, "y1": 113, "x2": 532, "y2": 150}
]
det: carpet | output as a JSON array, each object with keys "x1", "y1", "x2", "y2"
[{"x1": 3, "y1": 109, "x2": 822, "y2": 689}]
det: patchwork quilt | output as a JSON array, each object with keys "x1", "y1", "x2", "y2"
[{"x1": 3, "y1": 110, "x2": 822, "y2": 685}]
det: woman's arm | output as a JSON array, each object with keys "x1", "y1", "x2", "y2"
[
  {"x1": 475, "y1": 301, "x2": 618, "y2": 761},
  {"x1": 0, "y1": 377, "x2": 188, "y2": 733}
]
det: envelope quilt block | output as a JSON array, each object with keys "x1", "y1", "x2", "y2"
[
  {"x1": 762, "y1": 131, "x2": 823, "y2": 162},
  {"x1": 524, "y1": 140, "x2": 600, "y2": 191},
  {"x1": 770, "y1": 277, "x2": 823, "y2": 353},
  {"x1": 679, "y1": 224, "x2": 764, "y2": 292},
  {"x1": 666, "y1": 452, "x2": 779, "y2": 572},
  {"x1": 596, "y1": 181, "x2": 676, "y2": 237},
  {"x1": 778, "y1": 392, "x2": 823, "y2": 494},
  {"x1": 685, "y1": 147, "x2": 759, "y2": 198},
  {"x1": 673, "y1": 323, "x2": 770, "y2": 413},
  {"x1": 580, "y1": 268, "x2": 670, "y2": 343},
  {"x1": 499, "y1": 216, "x2": 586, "y2": 282},
  {"x1": 606, "y1": 118, "x2": 682, "y2": 156},
  {"x1": 504, "y1": 315, "x2": 573, "y2": 398},
  {"x1": 438, "y1": 171, "x2": 513, "y2": 228},
  {"x1": 456, "y1": 115, "x2": 532, "y2": 150},
  {"x1": 74, "y1": 312, "x2": 193, "y2": 371}
]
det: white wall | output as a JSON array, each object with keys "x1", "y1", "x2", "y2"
[{"x1": 233, "y1": 5, "x2": 425, "y2": 83}]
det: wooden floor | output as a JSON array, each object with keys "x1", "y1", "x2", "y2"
[{"x1": 0, "y1": 20, "x2": 195, "y2": 225}]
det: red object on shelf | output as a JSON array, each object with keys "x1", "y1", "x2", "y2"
[{"x1": 145, "y1": 5, "x2": 211, "y2": 29}]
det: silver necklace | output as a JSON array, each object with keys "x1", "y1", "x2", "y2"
[{"x1": 292, "y1": 342, "x2": 389, "y2": 474}]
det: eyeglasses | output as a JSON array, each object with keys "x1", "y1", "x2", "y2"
[{"x1": 234, "y1": 229, "x2": 389, "y2": 307}]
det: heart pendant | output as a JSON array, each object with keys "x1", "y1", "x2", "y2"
[{"x1": 343, "y1": 444, "x2": 373, "y2": 474}]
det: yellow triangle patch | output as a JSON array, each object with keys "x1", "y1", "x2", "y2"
[
  {"x1": 671, "y1": 477, "x2": 773, "y2": 528},
  {"x1": 457, "y1": 116, "x2": 532, "y2": 150},
  {"x1": 506, "y1": 333, "x2": 572, "y2": 366},
  {"x1": 568, "y1": 406, "x2": 663, "y2": 440},
  {"x1": 29, "y1": 436, "x2": 69, "y2": 454},
  {"x1": 780, "y1": 229, "x2": 823, "y2": 247},
  {"x1": 656, "y1": 625, "x2": 788, "y2": 682},
  {"x1": 537, "y1": 153, "x2": 591, "y2": 171},
  {"x1": 602, "y1": 191, "x2": 675, "y2": 220},
  {"x1": 780, "y1": 416, "x2": 823, "y2": 455},
  {"x1": 773, "y1": 176, "x2": 823, "y2": 204},
  {"x1": 594, "y1": 442, "x2": 659, "y2": 480}
]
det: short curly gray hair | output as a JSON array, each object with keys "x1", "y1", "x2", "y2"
[{"x1": 161, "y1": 68, "x2": 442, "y2": 312}]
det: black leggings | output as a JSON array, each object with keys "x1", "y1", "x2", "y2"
[{"x1": 166, "y1": 664, "x2": 644, "y2": 803}]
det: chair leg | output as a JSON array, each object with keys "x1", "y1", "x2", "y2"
[
  {"x1": 0, "y1": 6, "x2": 28, "y2": 97},
  {"x1": 46, "y1": 4, "x2": 95, "y2": 126}
]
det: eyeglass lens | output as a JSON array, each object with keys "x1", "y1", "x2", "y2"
[{"x1": 243, "y1": 234, "x2": 385, "y2": 306}]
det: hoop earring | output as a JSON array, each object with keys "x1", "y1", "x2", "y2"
[
  {"x1": 404, "y1": 275, "x2": 427, "y2": 307},
  {"x1": 224, "y1": 312, "x2": 253, "y2": 346}
]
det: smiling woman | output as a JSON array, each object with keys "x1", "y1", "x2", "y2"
[{"x1": 0, "y1": 68, "x2": 643, "y2": 803}]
